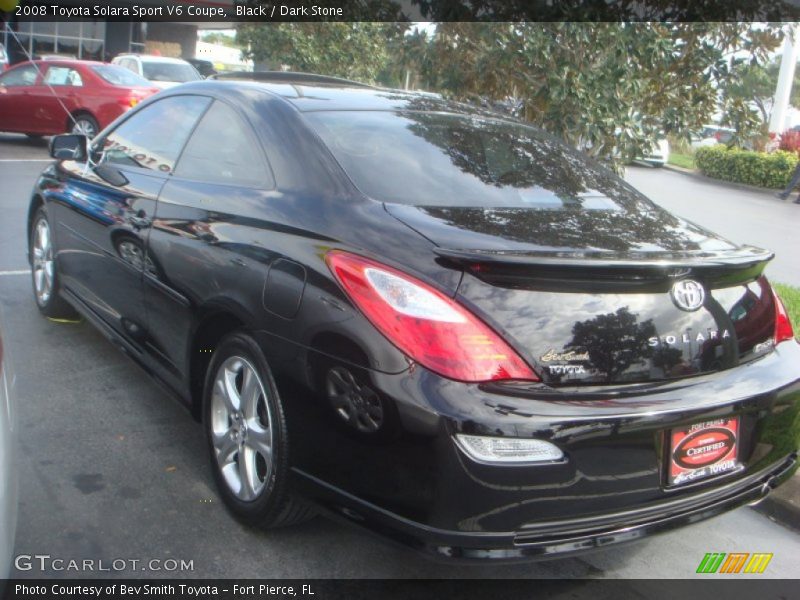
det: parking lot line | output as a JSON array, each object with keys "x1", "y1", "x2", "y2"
[{"x1": 0, "y1": 270, "x2": 30, "y2": 276}]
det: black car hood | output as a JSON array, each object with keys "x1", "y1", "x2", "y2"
[{"x1": 384, "y1": 202, "x2": 742, "y2": 257}]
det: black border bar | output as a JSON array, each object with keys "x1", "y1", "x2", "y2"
[
  {"x1": 2, "y1": 0, "x2": 800, "y2": 22},
  {"x1": 3, "y1": 579, "x2": 800, "y2": 600}
]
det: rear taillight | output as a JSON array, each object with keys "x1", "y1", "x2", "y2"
[
  {"x1": 118, "y1": 96, "x2": 140, "y2": 109},
  {"x1": 773, "y1": 289, "x2": 795, "y2": 345},
  {"x1": 326, "y1": 251, "x2": 538, "y2": 383}
]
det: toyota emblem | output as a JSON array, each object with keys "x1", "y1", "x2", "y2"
[{"x1": 671, "y1": 280, "x2": 706, "y2": 312}]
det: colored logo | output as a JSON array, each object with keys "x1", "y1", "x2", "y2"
[
  {"x1": 696, "y1": 553, "x2": 773, "y2": 574},
  {"x1": 673, "y1": 427, "x2": 736, "y2": 469},
  {"x1": 669, "y1": 418, "x2": 740, "y2": 486},
  {"x1": 671, "y1": 279, "x2": 705, "y2": 311},
  {"x1": 0, "y1": 0, "x2": 19, "y2": 13}
]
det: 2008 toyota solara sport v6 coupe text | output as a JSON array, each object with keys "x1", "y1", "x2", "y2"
[{"x1": 27, "y1": 73, "x2": 800, "y2": 561}]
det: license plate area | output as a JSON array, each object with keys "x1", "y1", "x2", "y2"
[{"x1": 668, "y1": 417, "x2": 742, "y2": 487}]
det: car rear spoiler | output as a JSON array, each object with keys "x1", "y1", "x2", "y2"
[{"x1": 433, "y1": 246, "x2": 774, "y2": 291}]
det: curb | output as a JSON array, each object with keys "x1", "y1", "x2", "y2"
[
  {"x1": 752, "y1": 471, "x2": 800, "y2": 532},
  {"x1": 661, "y1": 164, "x2": 794, "y2": 199}
]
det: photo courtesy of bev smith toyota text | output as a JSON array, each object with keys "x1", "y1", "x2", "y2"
[{"x1": 0, "y1": 0, "x2": 799, "y2": 594}]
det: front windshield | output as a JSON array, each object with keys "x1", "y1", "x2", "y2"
[
  {"x1": 305, "y1": 110, "x2": 646, "y2": 210},
  {"x1": 142, "y1": 62, "x2": 201, "y2": 83}
]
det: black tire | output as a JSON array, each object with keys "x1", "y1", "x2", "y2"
[
  {"x1": 69, "y1": 113, "x2": 99, "y2": 138},
  {"x1": 203, "y1": 331, "x2": 315, "y2": 528},
  {"x1": 29, "y1": 208, "x2": 77, "y2": 319}
]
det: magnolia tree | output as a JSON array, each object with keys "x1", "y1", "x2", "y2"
[{"x1": 237, "y1": 22, "x2": 785, "y2": 165}]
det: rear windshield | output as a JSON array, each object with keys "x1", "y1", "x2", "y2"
[
  {"x1": 92, "y1": 65, "x2": 151, "y2": 87},
  {"x1": 142, "y1": 62, "x2": 201, "y2": 83},
  {"x1": 305, "y1": 110, "x2": 645, "y2": 210}
]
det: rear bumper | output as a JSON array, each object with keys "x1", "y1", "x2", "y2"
[
  {"x1": 287, "y1": 340, "x2": 800, "y2": 562},
  {"x1": 295, "y1": 454, "x2": 796, "y2": 562}
]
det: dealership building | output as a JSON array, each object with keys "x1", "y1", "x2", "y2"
[{"x1": 1, "y1": 1, "x2": 232, "y2": 64}]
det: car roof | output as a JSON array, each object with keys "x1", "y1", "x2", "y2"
[
  {"x1": 125, "y1": 55, "x2": 192, "y2": 65},
  {"x1": 197, "y1": 78, "x2": 494, "y2": 116},
  {"x1": 10, "y1": 59, "x2": 105, "y2": 69}
]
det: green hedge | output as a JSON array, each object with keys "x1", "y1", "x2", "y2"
[{"x1": 694, "y1": 146, "x2": 798, "y2": 189}]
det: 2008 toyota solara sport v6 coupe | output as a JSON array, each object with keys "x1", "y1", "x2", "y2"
[{"x1": 27, "y1": 73, "x2": 800, "y2": 561}]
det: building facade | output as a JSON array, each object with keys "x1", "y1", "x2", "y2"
[{"x1": 1, "y1": 20, "x2": 147, "y2": 63}]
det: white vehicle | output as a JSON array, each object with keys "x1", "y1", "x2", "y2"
[
  {"x1": 111, "y1": 54, "x2": 202, "y2": 89},
  {"x1": 638, "y1": 137, "x2": 670, "y2": 167}
]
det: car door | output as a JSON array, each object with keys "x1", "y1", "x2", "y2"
[
  {"x1": 51, "y1": 94, "x2": 211, "y2": 352},
  {"x1": 28, "y1": 64, "x2": 83, "y2": 134},
  {"x1": 0, "y1": 64, "x2": 42, "y2": 133},
  {"x1": 144, "y1": 99, "x2": 275, "y2": 390}
]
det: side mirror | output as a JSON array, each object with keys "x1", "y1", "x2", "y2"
[{"x1": 49, "y1": 134, "x2": 88, "y2": 161}]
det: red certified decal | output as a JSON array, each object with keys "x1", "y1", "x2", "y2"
[{"x1": 669, "y1": 418, "x2": 741, "y2": 486}]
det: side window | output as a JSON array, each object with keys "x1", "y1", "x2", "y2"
[
  {"x1": 174, "y1": 101, "x2": 271, "y2": 187},
  {"x1": 96, "y1": 95, "x2": 211, "y2": 174},
  {"x1": 0, "y1": 65, "x2": 38, "y2": 87},
  {"x1": 43, "y1": 67, "x2": 83, "y2": 87}
]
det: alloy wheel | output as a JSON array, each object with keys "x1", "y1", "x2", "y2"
[
  {"x1": 71, "y1": 118, "x2": 97, "y2": 138},
  {"x1": 32, "y1": 218, "x2": 54, "y2": 305},
  {"x1": 210, "y1": 356, "x2": 274, "y2": 501}
]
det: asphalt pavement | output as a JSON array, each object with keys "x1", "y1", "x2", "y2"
[
  {"x1": 1, "y1": 136, "x2": 799, "y2": 579},
  {"x1": 624, "y1": 165, "x2": 800, "y2": 287}
]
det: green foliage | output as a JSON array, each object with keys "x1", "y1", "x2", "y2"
[
  {"x1": 236, "y1": 23, "x2": 408, "y2": 84},
  {"x1": 421, "y1": 23, "x2": 783, "y2": 167},
  {"x1": 668, "y1": 152, "x2": 696, "y2": 170},
  {"x1": 721, "y1": 59, "x2": 776, "y2": 124},
  {"x1": 774, "y1": 283, "x2": 800, "y2": 339},
  {"x1": 695, "y1": 145, "x2": 798, "y2": 188},
  {"x1": 235, "y1": 22, "x2": 784, "y2": 166}
]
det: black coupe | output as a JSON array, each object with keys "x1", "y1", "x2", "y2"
[{"x1": 28, "y1": 73, "x2": 799, "y2": 561}]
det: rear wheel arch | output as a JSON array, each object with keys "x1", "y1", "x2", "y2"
[
  {"x1": 307, "y1": 332, "x2": 371, "y2": 391},
  {"x1": 307, "y1": 332, "x2": 400, "y2": 440},
  {"x1": 188, "y1": 311, "x2": 245, "y2": 421}
]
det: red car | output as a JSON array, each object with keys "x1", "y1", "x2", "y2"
[{"x1": 0, "y1": 59, "x2": 159, "y2": 138}]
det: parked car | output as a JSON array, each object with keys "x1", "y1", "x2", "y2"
[
  {"x1": 29, "y1": 75, "x2": 800, "y2": 562},
  {"x1": 636, "y1": 137, "x2": 670, "y2": 167},
  {"x1": 186, "y1": 58, "x2": 217, "y2": 78},
  {"x1": 112, "y1": 54, "x2": 203, "y2": 89},
  {"x1": 0, "y1": 309, "x2": 18, "y2": 580},
  {"x1": 691, "y1": 125, "x2": 736, "y2": 149},
  {"x1": 0, "y1": 60, "x2": 159, "y2": 138}
]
